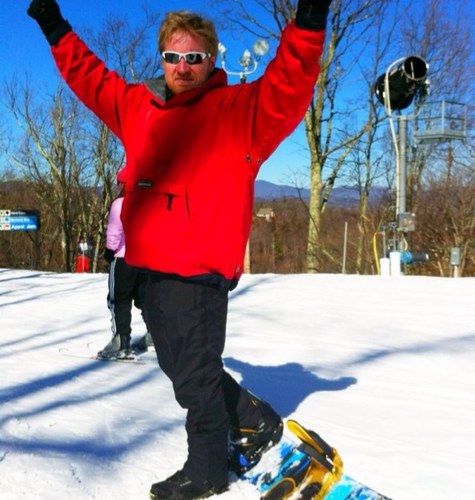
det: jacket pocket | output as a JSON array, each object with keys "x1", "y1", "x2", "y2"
[{"x1": 125, "y1": 182, "x2": 192, "y2": 248}]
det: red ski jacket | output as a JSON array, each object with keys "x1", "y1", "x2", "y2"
[{"x1": 52, "y1": 22, "x2": 325, "y2": 283}]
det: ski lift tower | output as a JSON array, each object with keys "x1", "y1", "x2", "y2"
[{"x1": 373, "y1": 56, "x2": 430, "y2": 272}]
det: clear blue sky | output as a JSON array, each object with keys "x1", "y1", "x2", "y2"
[{"x1": 0, "y1": 1, "x2": 310, "y2": 185}]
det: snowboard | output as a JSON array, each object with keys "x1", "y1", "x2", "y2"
[{"x1": 238, "y1": 419, "x2": 391, "y2": 499}]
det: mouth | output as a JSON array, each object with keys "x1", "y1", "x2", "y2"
[{"x1": 175, "y1": 77, "x2": 194, "y2": 83}]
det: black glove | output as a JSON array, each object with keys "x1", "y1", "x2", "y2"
[
  {"x1": 295, "y1": 0, "x2": 332, "y2": 31},
  {"x1": 104, "y1": 248, "x2": 115, "y2": 264},
  {"x1": 27, "y1": 0, "x2": 72, "y2": 46}
]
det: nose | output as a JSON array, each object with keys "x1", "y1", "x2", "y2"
[{"x1": 176, "y1": 57, "x2": 190, "y2": 70}]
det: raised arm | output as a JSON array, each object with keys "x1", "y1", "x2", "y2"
[
  {"x1": 27, "y1": 0, "x2": 133, "y2": 141},
  {"x1": 250, "y1": 0, "x2": 332, "y2": 162}
]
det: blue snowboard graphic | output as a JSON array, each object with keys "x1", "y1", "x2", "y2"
[{"x1": 240, "y1": 420, "x2": 391, "y2": 499}]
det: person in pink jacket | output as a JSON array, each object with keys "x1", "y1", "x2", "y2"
[
  {"x1": 98, "y1": 168, "x2": 152, "y2": 359},
  {"x1": 28, "y1": 1, "x2": 331, "y2": 497}
]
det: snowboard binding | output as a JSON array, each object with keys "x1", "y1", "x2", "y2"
[{"x1": 261, "y1": 420, "x2": 343, "y2": 499}]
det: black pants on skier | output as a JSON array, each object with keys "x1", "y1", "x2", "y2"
[
  {"x1": 144, "y1": 274, "x2": 263, "y2": 489},
  {"x1": 108, "y1": 257, "x2": 148, "y2": 339}
]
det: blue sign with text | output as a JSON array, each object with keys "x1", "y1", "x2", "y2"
[{"x1": 0, "y1": 210, "x2": 40, "y2": 232}]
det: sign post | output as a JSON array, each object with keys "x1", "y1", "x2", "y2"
[{"x1": 0, "y1": 209, "x2": 41, "y2": 269}]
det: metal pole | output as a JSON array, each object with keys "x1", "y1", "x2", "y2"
[
  {"x1": 396, "y1": 115, "x2": 408, "y2": 255},
  {"x1": 342, "y1": 221, "x2": 348, "y2": 274},
  {"x1": 397, "y1": 115, "x2": 407, "y2": 216}
]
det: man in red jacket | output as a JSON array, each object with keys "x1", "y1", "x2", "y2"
[{"x1": 28, "y1": 1, "x2": 331, "y2": 498}]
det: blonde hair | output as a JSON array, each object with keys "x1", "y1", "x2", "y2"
[{"x1": 158, "y1": 11, "x2": 219, "y2": 57}]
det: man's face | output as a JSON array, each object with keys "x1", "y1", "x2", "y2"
[{"x1": 162, "y1": 30, "x2": 216, "y2": 96}]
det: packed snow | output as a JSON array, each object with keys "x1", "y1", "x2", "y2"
[{"x1": 1, "y1": 268, "x2": 474, "y2": 499}]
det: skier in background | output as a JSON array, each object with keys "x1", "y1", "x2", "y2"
[
  {"x1": 76, "y1": 237, "x2": 90, "y2": 273},
  {"x1": 98, "y1": 167, "x2": 152, "y2": 359}
]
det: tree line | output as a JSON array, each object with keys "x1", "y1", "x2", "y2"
[{"x1": 1, "y1": 0, "x2": 474, "y2": 276}]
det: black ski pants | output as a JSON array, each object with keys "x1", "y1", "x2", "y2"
[
  {"x1": 144, "y1": 274, "x2": 260, "y2": 489},
  {"x1": 107, "y1": 258, "x2": 148, "y2": 339}
]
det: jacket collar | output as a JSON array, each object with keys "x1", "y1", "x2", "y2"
[{"x1": 144, "y1": 68, "x2": 228, "y2": 107}]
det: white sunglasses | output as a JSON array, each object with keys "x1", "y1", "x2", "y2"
[{"x1": 161, "y1": 51, "x2": 211, "y2": 65}]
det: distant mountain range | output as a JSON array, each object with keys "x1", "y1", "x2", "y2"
[
  {"x1": 254, "y1": 180, "x2": 386, "y2": 207},
  {"x1": 0, "y1": 179, "x2": 383, "y2": 208}
]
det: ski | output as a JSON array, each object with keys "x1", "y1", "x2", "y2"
[{"x1": 58, "y1": 346, "x2": 148, "y2": 364}]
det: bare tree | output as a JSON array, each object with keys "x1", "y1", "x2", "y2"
[
  {"x1": 402, "y1": 0, "x2": 475, "y2": 212},
  {"x1": 340, "y1": 0, "x2": 405, "y2": 274},
  {"x1": 415, "y1": 161, "x2": 475, "y2": 276},
  {"x1": 4, "y1": 81, "x2": 86, "y2": 270}
]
